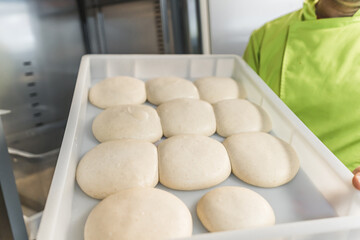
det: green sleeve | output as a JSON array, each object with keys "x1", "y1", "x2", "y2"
[{"x1": 242, "y1": 27, "x2": 265, "y2": 74}]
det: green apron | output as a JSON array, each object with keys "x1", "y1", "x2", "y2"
[
  {"x1": 281, "y1": 17, "x2": 360, "y2": 171},
  {"x1": 244, "y1": 0, "x2": 360, "y2": 171}
]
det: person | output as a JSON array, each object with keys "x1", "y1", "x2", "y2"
[{"x1": 243, "y1": 0, "x2": 360, "y2": 189}]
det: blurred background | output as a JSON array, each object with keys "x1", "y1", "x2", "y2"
[{"x1": 0, "y1": 0, "x2": 302, "y2": 239}]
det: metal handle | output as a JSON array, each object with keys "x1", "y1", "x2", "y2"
[{"x1": 0, "y1": 119, "x2": 28, "y2": 240}]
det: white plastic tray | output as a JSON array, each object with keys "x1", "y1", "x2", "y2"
[{"x1": 37, "y1": 55, "x2": 360, "y2": 240}]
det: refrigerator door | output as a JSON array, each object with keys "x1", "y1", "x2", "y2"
[{"x1": 0, "y1": 0, "x2": 85, "y2": 238}]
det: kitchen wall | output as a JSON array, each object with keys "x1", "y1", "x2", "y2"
[{"x1": 208, "y1": 0, "x2": 303, "y2": 55}]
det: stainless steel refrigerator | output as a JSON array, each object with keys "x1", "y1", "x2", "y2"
[{"x1": 0, "y1": 0, "x2": 203, "y2": 238}]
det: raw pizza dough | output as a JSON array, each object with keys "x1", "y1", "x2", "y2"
[
  {"x1": 84, "y1": 188, "x2": 192, "y2": 240},
  {"x1": 213, "y1": 99, "x2": 272, "y2": 137},
  {"x1": 194, "y1": 76, "x2": 246, "y2": 104},
  {"x1": 197, "y1": 186, "x2": 275, "y2": 232},
  {"x1": 158, "y1": 135, "x2": 231, "y2": 190},
  {"x1": 157, "y1": 99, "x2": 216, "y2": 137},
  {"x1": 223, "y1": 132, "x2": 300, "y2": 187},
  {"x1": 76, "y1": 139, "x2": 158, "y2": 199},
  {"x1": 146, "y1": 76, "x2": 199, "y2": 105},
  {"x1": 92, "y1": 104, "x2": 162, "y2": 143},
  {"x1": 89, "y1": 76, "x2": 146, "y2": 108}
]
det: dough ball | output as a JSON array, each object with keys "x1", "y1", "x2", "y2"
[
  {"x1": 157, "y1": 99, "x2": 216, "y2": 137},
  {"x1": 223, "y1": 132, "x2": 300, "y2": 187},
  {"x1": 84, "y1": 188, "x2": 193, "y2": 240},
  {"x1": 89, "y1": 76, "x2": 146, "y2": 108},
  {"x1": 194, "y1": 77, "x2": 246, "y2": 104},
  {"x1": 158, "y1": 135, "x2": 231, "y2": 190},
  {"x1": 92, "y1": 105, "x2": 162, "y2": 143},
  {"x1": 146, "y1": 76, "x2": 199, "y2": 105},
  {"x1": 197, "y1": 186, "x2": 275, "y2": 232},
  {"x1": 76, "y1": 140, "x2": 158, "y2": 199},
  {"x1": 213, "y1": 99, "x2": 272, "y2": 137}
]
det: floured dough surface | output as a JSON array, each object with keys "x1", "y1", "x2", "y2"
[
  {"x1": 213, "y1": 99, "x2": 272, "y2": 137},
  {"x1": 92, "y1": 105, "x2": 162, "y2": 143},
  {"x1": 194, "y1": 77, "x2": 246, "y2": 104},
  {"x1": 76, "y1": 140, "x2": 158, "y2": 199},
  {"x1": 197, "y1": 186, "x2": 275, "y2": 232},
  {"x1": 89, "y1": 76, "x2": 146, "y2": 108},
  {"x1": 158, "y1": 135, "x2": 231, "y2": 190},
  {"x1": 84, "y1": 188, "x2": 193, "y2": 240},
  {"x1": 223, "y1": 132, "x2": 300, "y2": 187},
  {"x1": 146, "y1": 76, "x2": 199, "y2": 105},
  {"x1": 157, "y1": 99, "x2": 216, "y2": 137}
]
